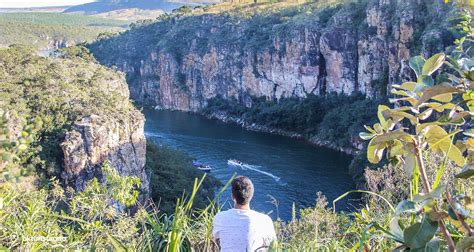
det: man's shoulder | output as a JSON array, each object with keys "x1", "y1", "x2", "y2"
[
  {"x1": 214, "y1": 209, "x2": 234, "y2": 220},
  {"x1": 249, "y1": 210, "x2": 272, "y2": 222}
]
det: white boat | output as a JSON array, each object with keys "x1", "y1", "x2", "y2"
[
  {"x1": 228, "y1": 159, "x2": 244, "y2": 167},
  {"x1": 197, "y1": 165, "x2": 212, "y2": 172}
]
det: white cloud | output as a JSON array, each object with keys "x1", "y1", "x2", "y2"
[{"x1": 0, "y1": 0, "x2": 96, "y2": 8}]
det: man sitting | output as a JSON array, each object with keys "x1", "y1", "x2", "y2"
[{"x1": 213, "y1": 176, "x2": 276, "y2": 252}]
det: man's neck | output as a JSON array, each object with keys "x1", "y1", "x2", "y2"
[{"x1": 234, "y1": 203, "x2": 250, "y2": 210}]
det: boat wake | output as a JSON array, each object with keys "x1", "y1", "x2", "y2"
[{"x1": 241, "y1": 164, "x2": 282, "y2": 183}]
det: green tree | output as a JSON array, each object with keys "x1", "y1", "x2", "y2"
[{"x1": 360, "y1": 8, "x2": 473, "y2": 251}]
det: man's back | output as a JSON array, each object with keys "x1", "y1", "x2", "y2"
[{"x1": 213, "y1": 209, "x2": 276, "y2": 252}]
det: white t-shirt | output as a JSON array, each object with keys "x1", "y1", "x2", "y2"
[{"x1": 212, "y1": 208, "x2": 276, "y2": 252}]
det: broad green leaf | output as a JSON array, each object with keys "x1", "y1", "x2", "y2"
[
  {"x1": 456, "y1": 237, "x2": 474, "y2": 251},
  {"x1": 413, "y1": 185, "x2": 446, "y2": 203},
  {"x1": 439, "y1": 140, "x2": 465, "y2": 166},
  {"x1": 418, "y1": 108, "x2": 433, "y2": 120},
  {"x1": 374, "y1": 123, "x2": 383, "y2": 133},
  {"x1": 371, "y1": 130, "x2": 410, "y2": 145},
  {"x1": 415, "y1": 84, "x2": 460, "y2": 106},
  {"x1": 389, "y1": 140, "x2": 404, "y2": 157},
  {"x1": 415, "y1": 75, "x2": 434, "y2": 86},
  {"x1": 452, "y1": 200, "x2": 474, "y2": 219},
  {"x1": 391, "y1": 89, "x2": 413, "y2": 97},
  {"x1": 464, "y1": 129, "x2": 474, "y2": 137},
  {"x1": 359, "y1": 132, "x2": 374, "y2": 140},
  {"x1": 403, "y1": 153, "x2": 416, "y2": 178},
  {"x1": 455, "y1": 164, "x2": 474, "y2": 179},
  {"x1": 403, "y1": 217, "x2": 438, "y2": 249},
  {"x1": 389, "y1": 96, "x2": 418, "y2": 106},
  {"x1": 431, "y1": 93, "x2": 452, "y2": 103},
  {"x1": 422, "y1": 53, "x2": 445, "y2": 76},
  {"x1": 397, "y1": 82, "x2": 417, "y2": 91},
  {"x1": 418, "y1": 75, "x2": 434, "y2": 89},
  {"x1": 423, "y1": 125, "x2": 465, "y2": 166},
  {"x1": 389, "y1": 217, "x2": 404, "y2": 243},
  {"x1": 386, "y1": 109, "x2": 418, "y2": 125},
  {"x1": 377, "y1": 105, "x2": 390, "y2": 127},
  {"x1": 448, "y1": 206, "x2": 458, "y2": 220},
  {"x1": 367, "y1": 138, "x2": 387, "y2": 164},
  {"x1": 423, "y1": 238, "x2": 440, "y2": 252},
  {"x1": 395, "y1": 200, "x2": 418, "y2": 215},
  {"x1": 409, "y1": 56, "x2": 426, "y2": 78},
  {"x1": 364, "y1": 125, "x2": 376, "y2": 134},
  {"x1": 422, "y1": 102, "x2": 455, "y2": 112}
]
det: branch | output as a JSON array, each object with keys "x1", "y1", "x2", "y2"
[{"x1": 414, "y1": 141, "x2": 456, "y2": 251}]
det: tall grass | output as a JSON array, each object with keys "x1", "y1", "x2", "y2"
[{"x1": 139, "y1": 173, "x2": 235, "y2": 251}]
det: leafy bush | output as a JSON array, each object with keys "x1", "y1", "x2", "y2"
[
  {"x1": 0, "y1": 164, "x2": 143, "y2": 250},
  {"x1": 146, "y1": 142, "x2": 221, "y2": 214},
  {"x1": 357, "y1": 11, "x2": 474, "y2": 250}
]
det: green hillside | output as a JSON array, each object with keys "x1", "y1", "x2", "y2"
[{"x1": 0, "y1": 13, "x2": 128, "y2": 50}]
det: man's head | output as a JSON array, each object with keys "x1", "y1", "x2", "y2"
[{"x1": 231, "y1": 176, "x2": 254, "y2": 206}]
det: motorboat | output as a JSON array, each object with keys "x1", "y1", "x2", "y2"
[
  {"x1": 197, "y1": 165, "x2": 212, "y2": 172},
  {"x1": 193, "y1": 160, "x2": 211, "y2": 172},
  {"x1": 192, "y1": 160, "x2": 204, "y2": 167},
  {"x1": 227, "y1": 159, "x2": 244, "y2": 167}
]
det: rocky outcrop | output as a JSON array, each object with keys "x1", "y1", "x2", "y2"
[
  {"x1": 58, "y1": 61, "x2": 149, "y2": 195},
  {"x1": 61, "y1": 113, "x2": 148, "y2": 194},
  {"x1": 1, "y1": 46, "x2": 149, "y2": 195},
  {"x1": 89, "y1": 0, "x2": 454, "y2": 113},
  {"x1": 38, "y1": 34, "x2": 75, "y2": 51}
]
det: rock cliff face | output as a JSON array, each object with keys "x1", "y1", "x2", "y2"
[
  {"x1": 59, "y1": 69, "x2": 149, "y2": 194},
  {"x1": 89, "y1": 0, "x2": 454, "y2": 112},
  {"x1": 61, "y1": 113, "x2": 148, "y2": 194}
]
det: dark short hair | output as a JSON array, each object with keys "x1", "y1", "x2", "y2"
[{"x1": 231, "y1": 176, "x2": 254, "y2": 205}]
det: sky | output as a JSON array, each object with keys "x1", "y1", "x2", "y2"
[{"x1": 0, "y1": 0, "x2": 95, "y2": 8}]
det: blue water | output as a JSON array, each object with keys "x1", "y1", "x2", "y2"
[{"x1": 144, "y1": 108, "x2": 358, "y2": 220}]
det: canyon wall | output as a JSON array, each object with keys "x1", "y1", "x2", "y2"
[
  {"x1": 60, "y1": 69, "x2": 149, "y2": 194},
  {"x1": 89, "y1": 0, "x2": 454, "y2": 112},
  {"x1": 61, "y1": 113, "x2": 148, "y2": 194}
]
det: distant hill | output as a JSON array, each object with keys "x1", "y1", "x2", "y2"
[
  {"x1": 0, "y1": 7, "x2": 69, "y2": 13},
  {"x1": 92, "y1": 8, "x2": 166, "y2": 21},
  {"x1": 64, "y1": 0, "x2": 219, "y2": 14},
  {"x1": 0, "y1": 12, "x2": 127, "y2": 52}
]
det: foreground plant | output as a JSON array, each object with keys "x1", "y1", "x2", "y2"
[
  {"x1": 360, "y1": 13, "x2": 474, "y2": 251},
  {"x1": 0, "y1": 162, "x2": 142, "y2": 250}
]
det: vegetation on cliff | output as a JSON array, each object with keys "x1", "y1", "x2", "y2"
[
  {"x1": 203, "y1": 93, "x2": 381, "y2": 151},
  {"x1": 0, "y1": 45, "x2": 137, "y2": 183}
]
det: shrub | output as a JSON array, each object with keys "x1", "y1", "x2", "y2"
[
  {"x1": 146, "y1": 142, "x2": 221, "y2": 214},
  {"x1": 0, "y1": 164, "x2": 143, "y2": 250}
]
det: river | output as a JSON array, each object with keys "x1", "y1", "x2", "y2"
[{"x1": 144, "y1": 108, "x2": 358, "y2": 220}]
